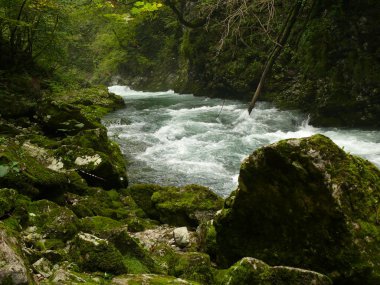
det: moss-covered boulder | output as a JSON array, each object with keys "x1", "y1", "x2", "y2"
[
  {"x1": 170, "y1": 252, "x2": 213, "y2": 284},
  {"x1": 214, "y1": 257, "x2": 332, "y2": 285},
  {"x1": 214, "y1": 134, "x2": 380, "y2": 284},
  {"x1": 111, "y1": 274, "x2": 201, "y2": 285},
  {"x1": 27, "y1": 200, "x2": 78, "y2": 241},
  {"x1": 0, "y1": 140, "x2": 88, "y2": 198},
  {"x1": 35, "y1": 100, "x2": 98, "y2": 136},
  {"x1": 53, "y1": 144, "x2": 127, "y2": 190},
  {"x1": 69, "y1": 232, "x2": 126, "y2": 274},
  {"x1": 63, "y1": 189, "x2": 155, "y2": 231},
  {"x1": 128, "y1": 184, "x2": 223, "y2": 227}
]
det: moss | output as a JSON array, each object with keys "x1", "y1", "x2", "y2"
[
  {"x1": 111, "y1": 274, "x2": 201, "y2": 285},
  {"x1": 170, "y1": 252, "x2": 213, "y2": 284},
  {"x1": 123, "y1": 256, "x2": 150, "y2": 274},
  {"x1": 214, "y1": 257, "x2": 332, "y2": 285},
  {"x1": 69, "y1": 232, "x2": 126, "y2": 274},
  {"x1": 152, "y1": 184, "x2": 223, "y2": 227},
  {"x1": 27, "y1": 200, "x2": 79, "y2": 241},
  {"x1": 79, "y1": 216, "x2": 123, "y2": 234},
  {"x1": 197, "y1": 220, "x2": 217, "y2": 259},
  {"x1": 63, "y1": 188, "x2": 149, "y2": 225},
  {"x1": 214, "y1": 134, "x2": 380, "y2": 284},
  {"x1": 128, "y1": 184, "x2": 223, "y2": 227},
  {"x1": 127, "y1": 184, "x2": 163, "y2": 219}
]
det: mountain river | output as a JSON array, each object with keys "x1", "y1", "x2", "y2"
[{"x1": 103, "y1": 86, "x2": 380, "y2": 197}]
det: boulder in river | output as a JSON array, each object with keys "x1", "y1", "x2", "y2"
[{"x1": 214, "y1": 134, "x2": 380, "y2": 284}]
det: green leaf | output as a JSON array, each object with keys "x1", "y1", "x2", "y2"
[{"x1": 0, "y1": 165, "x2": 9, "y2": 177}]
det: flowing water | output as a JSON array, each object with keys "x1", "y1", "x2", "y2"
[{"x1": 103, "y1": 86, "x2": 380, "y2": 197}]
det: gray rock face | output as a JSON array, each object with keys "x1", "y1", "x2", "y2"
[
  {"x1": 173, "y1": 227, "x2": 190, "y2": 248},
  {"x1": 0, "y1": 227, "x2": 33, "y2": 285},
  {"x1": 214, "y1": 134, "x2": 380, "y2": 284}
]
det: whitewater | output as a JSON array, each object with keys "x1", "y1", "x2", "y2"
[{"x1": 103, "y1": 86, "x2": 380, "y2": 197}]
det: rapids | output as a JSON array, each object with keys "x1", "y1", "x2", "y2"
[{"x1": 103, "y1": 86, "x2": 380, "y2": 197}]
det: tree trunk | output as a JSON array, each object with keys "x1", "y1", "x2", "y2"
[{"x1": 248, "y1": 0, "x2": 304, "y2": 114}]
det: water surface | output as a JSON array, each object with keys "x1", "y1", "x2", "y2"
[{"x1": 103, "y1": 86, "x2": 380, "y2": 197}]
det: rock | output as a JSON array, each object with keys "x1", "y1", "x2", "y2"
[
  {"x1": 27, "y1": 200, "x2": 78, "y2": 241},
  {"x1": 214, "y1": 257, "x2": 332, "y2": 285},
  {"x1": 69, "y1": 232, "x2": 126, "y2": 274},
  {"x1": 173, "y1": 227, "x2": 190, "y2": 248},
  {"x1": 170, "y1": 252, "x2": 213, "y2": 284},
  {"x1": 111, "y1": 274, "x2": 200, "y2": 285},
  {"x1": 54, "y1": 145, "x2": 127, "y2": 190},
  {"x1": 131, "y1": 225, "x2": 198, "y2": 252},
  {"x1": 0, "y1": 225, "x2": 34, "y2": 285},
  {"x1": 196, "y1": 220, "x2": 217, "y2": 258},
  {"x1": 128, "y1": 184, "x2": 223, "y2": 227},
  {"x1": 79, "y1": 216, "x2": 123, "y2": 235},
  {"x1": 36, "y1": 100, "x2": 97, "y2": 136},
  {"x1": 214, "y1": 134, "x2": 380, "y2": 283},
  {"x1": 32, "y1": 258, "x2": 52, "y2": 278},
  {"x1": 0, "y1": 141, "x2": 88, "y2": 198}
]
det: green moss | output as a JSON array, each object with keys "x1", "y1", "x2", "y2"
[
  {"x1": 214, "y1": 257, "x2": 332, "y2": 285},
  {"x1": 27, "y1": 200, "x2": 79, "y2": 241},
  {"x1": 79, "y1": 216, "x2": 123, "y2": 234},
  {"x1": 214, "y1": 134, "x2": 380, "y2": 284},
  {"x1": 197, "y1": 220, "x2": 217, "y2": 258},
  {"x1": 69, "y1": 232, "x2": 126, "y2": 274},
  {"x1": 111, "y1": 274, "x2": 201, "y2": 285},
  {"x1": 170, "y1": 252, "x2": 213, "y2": 284},
  {"x1": 123, "y1": 256, "x2": 150, "y2": 274}
]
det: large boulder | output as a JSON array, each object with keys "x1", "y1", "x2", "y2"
[{"x1": 214, "y1": 134, "x2": 380, "y2": 284}]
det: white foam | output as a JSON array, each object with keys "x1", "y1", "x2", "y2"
[{"x1": 104, "y1": 86, "x2": 380, "y2": 196}]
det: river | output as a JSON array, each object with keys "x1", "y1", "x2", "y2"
[{"x1": 103, "y1": 86, "x2": 380, "y2": 197}]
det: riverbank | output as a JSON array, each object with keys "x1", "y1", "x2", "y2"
[{"x1": 1, "y1": 84, "x2": 380, "y2": 284}]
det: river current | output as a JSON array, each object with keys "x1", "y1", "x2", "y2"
[{"x1": 103, "y1": 86, "x2": 380, "y2": 197}]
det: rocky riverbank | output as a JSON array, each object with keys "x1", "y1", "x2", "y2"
[{"x1": 1, "y1": 87, "x2": 380, "y2": 284}]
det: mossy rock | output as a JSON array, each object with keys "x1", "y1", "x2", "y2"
[
  {"x1": 170, "y1": 252, "x2": 213, "y2": 284},
  {"x1": 0, "y1": 224, "x2": 36, "y2": 285},
  {"x1": 110, "y1": 228, "x2": 161, "y2": 273},
  {"x1": 214, "y1": 257, "x2": 332, "y2": 285},
  {"x1": 197, "y1": 220, "x2": 217, "y2": 259},
  {"x1": 63, "y1": 189, "x2": 150, "y2": 228},
  {"x1": 128, "y1": 184, "x2": 223, "y2": 227},
  {"x1": 152, "y1": 184, "x2": 223, "y2": 227},
  {"x1": 127, "y1": 184, "x2": 163, "y2": 220},
  {"x1": 214, "y1": 134, "x2": 380, "y2": 284},
  {"x1": 69, "y1": 232, "x2": 126, "y2": 274},
  {"x1": 39, "y1": 261, "x2": 108, "y2": 284},
  {"x1": 0, "y1": 141, "x2": 88, "y2": 198},
  {"x1": 111, "y1": 274, "x2": 201, "y2": 285},
  {"x1": 79, "y1": 216, "x2": 123, "y2": 234},
  {"x1": 54, "y1": 144, "x2": 127, "y2": 189},
  {"x1": 36, "y1": 100, "x2": 99, "y2": 136},
  {"x1": 27, "y1": 200, "x2": 79, "y2": 241}
]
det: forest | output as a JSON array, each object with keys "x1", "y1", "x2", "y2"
[{"x1": 0, "y1": 0, "x2": 380, "y2": 284}]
